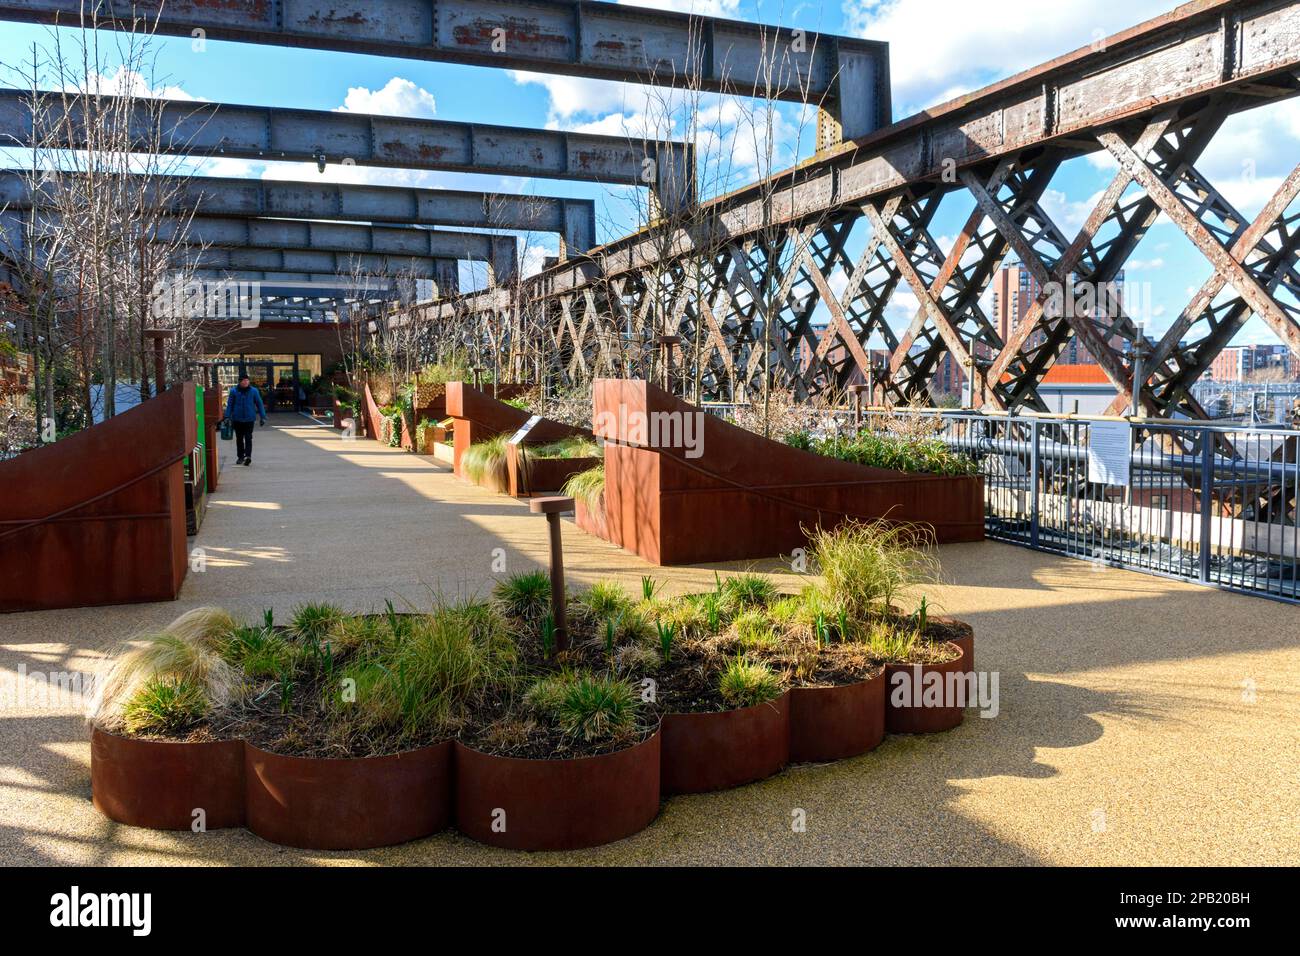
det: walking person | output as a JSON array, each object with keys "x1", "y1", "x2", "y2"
[{"x1": 225, "y1": 374, "x2": 267, "y2": 466}]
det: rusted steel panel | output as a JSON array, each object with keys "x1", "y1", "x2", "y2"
[
  {"x1": 0, "y1": 384, "x2": 194, "y2": 612},
  {"x1": 1056, "y1": 29, "x2": 1224, "y2": 134},
  {"x1": 92, "y1": 729, "x2": 246, "y2": 831},
  {"x1": 244, "y1": 741, "x2": 453, "y2": 850},
  {"x1": 660, "y1": 695, "x2": 790, "y2": 794},
  {"x1": 788, "y1": 673, "x2": 886, "y2": 764},
  {"x1": 454, "y1": 732, "x2": 661, "y2": 852},
  {"x1": 592, "y1": 380, "x2": 983, "y2": 566}
]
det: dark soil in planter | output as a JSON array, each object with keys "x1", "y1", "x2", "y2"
[
  {"x1": 454, "y1": 731, "x2": 661, "y2": 851},
  {"x1": 91, "y1": 727, "x2": 245, "y2": 830},
  {"x1": 220, "y1": 664, "x2": 452, "y2": 760},
  {"x1": 244, "y1": 740, "x2": 453, "y2": 850},
  {"x1": 458, "y1": 611, "x2": 662, "y2": 760}
]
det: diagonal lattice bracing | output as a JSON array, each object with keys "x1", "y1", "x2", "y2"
[
  {"x1": 1107, "y1": 161, "x2": 1300, "y2": 420},
  {"x1": 393, "y1": 1, "x2": 1300, "y2": 413}
]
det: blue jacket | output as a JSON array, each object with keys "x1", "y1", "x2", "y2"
[{"x1": 225, "y1": 385, "x2": 266, "y2": 423}]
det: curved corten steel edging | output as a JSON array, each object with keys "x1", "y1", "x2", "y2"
[
  {"x1": 91, "y1": 727, "x2": 245, "y2": 831},
  {"x1": 453, "y1": 731, "x2": 661, "y2": 851},
  {"x1": 0, "y1": 385, "x2": 194, "y2": 612},
  {"x1": 932, "y1": 616, "x2": 975, "y2": 684},
  {"x1": 883, "y1": 642, "x2": 968, "y2": 734},
  {"x1": 592, "y1": 379, "x2": 984, "y2": 565},
  {"x1": 660, "y1": 693, "x2": 791, "y2": 795},
  {"x1": 244, "y1": 740, "x2": 453, "y2": 850},
  {"x1": 788, "y1": 670, "x2": 886, "y2": 763},
  {"x1": 445, "y1": 381, "x2": 588, "y2": 476}
]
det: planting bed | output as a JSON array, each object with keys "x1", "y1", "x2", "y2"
[
  {"x1": 90, "y1": 522, "x2": 979, "y2": 852},
  {"x1": 445, "y1": 381, "x2": 587, "y2": 479},
  {"x1": 586, "y1": 379, "x2": 984, "y2": 564}
]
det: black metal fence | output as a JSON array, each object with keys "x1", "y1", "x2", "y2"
[{"x1": 865, "y1": 409, "x2": 1300, "y2": 603}]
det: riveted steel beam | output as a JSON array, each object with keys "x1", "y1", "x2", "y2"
[
  {"x1": 0, "y1": 0, "x2": 890, "y2": 145},
  {"x1": 0, "y1": 169, "x2": 597, "y2": 254},
  {"x1": 0, "y1": 88, "x2": 697, "y2": 211}
]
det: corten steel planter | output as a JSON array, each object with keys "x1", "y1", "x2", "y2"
[
  {"x1": 445, "y1": 382, "x2": 587, "y2": 477},
  {"x1": 244, "y1": 741, "x2": 453, "y2": 850},
  {"x1": 505, "y1": 443, "x2": 602, "y2": 498},
  {"x1": 361, "y1": 382, "x2": 385, "y2": 440},
  {"x1": 883, "y1": 642, "x2": 967, "y2": 734},
  {"x1": 91, "y1": 728, "x2": 245, "y2": 831},
  {"x1": 203, "y1": 387, "x2": 221, "y2": 494},
  {"x1": 0, "y1": 384, "x2": 194, "y2": 612},
  {"x1": 788, "y1": 669, "x2": 886, "y2": 763},
  {"x1": 574, "y1": 497, "x2": 613, "y2": 544},
  {"x1": 592, "y1": 379, "x2": 984, "y2": 565},
  {"x1": 454, "y1": 732, "x2": 661, "y2": 851},
  {"x1": 932, "y1": 616, "x2": 975, "y2": 684},
  {"x1": 660, "y1": 694, "x2": 790, "y2": 794}
]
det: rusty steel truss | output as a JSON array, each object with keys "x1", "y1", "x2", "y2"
[{"x1": 419, "y1": 0, "x2": 1300, "y2": 419}]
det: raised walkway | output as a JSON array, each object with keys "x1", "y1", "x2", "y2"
[{"x1": 2, "y1": 416, "x2": 1297, "y2": 865}]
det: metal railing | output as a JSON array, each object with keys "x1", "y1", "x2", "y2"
[{"x1": 859, "y1": 409, "x2": 1300, "y2": 603}]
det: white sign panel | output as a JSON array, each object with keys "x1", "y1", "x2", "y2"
[
  {"x1": 1087, "y1": 421, "x2": 1131, "y2": 486},
  {"x1": 508, "y1": 415, "x2": 542, "y2": 445}
]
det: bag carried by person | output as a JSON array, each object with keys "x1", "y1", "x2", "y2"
[{"x1": 220, "y1": 418, "x2": 234, "y2": 441}]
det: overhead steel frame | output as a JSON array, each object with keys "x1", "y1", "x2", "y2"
[
  {"x1": 0, "y1": 170, "x2": 597, "y2": 257},
  {"x1": 424, "y1": 0, "x2": 1300, "y2": 417},
  {"x1": 0, "y1": 209, "x2": 517, "y2": 290},
  {"x1": 0, "y1": 88, "x2": 697, "y2": 212},
  {"x1": 0, "y1": 0, "x2": 891, "y2": 145}
]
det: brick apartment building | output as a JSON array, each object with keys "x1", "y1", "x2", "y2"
[{"x1": 1208, "y1": 343, "x2": 1295, "y2": 381}]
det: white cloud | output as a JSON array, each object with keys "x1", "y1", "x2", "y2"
[
  {"x1": 1125, "y1": 257, "x2": 1164, "y2": 271},
  {"x1": 509, "y1": 71, "x2": 634, "y2": 121},
  {"x1": 336, "y1": 78, "x2": 436, "y2": 118},
  {"x1": 73, "y1": 66, "x2": 196, "y2": 102},
  {"x1": 843, "y1": 0, "x2": 1177, "y2": 115},
  {"x1": 1039, "y1": 186, "x2": 1105, "y2": 236}
]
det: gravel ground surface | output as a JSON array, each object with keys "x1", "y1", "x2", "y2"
[{"x1": 3, "y1": 416, "x2": 1297, "y2": 866}]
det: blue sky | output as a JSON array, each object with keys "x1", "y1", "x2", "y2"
[{"x1": 1, "y1": 0, "x2": 1297, "y2": 351}]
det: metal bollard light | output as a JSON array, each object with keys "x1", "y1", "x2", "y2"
[{"x1": 529, "y1": 495, "x2": 575, "y2": 652}]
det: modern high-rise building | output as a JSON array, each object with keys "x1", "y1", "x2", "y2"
[{"x1": 989, "y1": 262, "x2": 1125, "y2": 366}]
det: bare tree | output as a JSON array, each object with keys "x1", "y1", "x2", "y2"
[{"x1": 0, "y1": 3, "x2": 206, "y2": 437}]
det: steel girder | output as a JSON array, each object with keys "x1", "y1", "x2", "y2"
[
  {"x1": 0, "y1": 0, "x2": 890, "y2": 146},
  {"x1": 0, "y1": 169, "x2": 597, "y2": 254},
  {"x1": 428, "y1": 0, "x2": 1300, "y2": 411},
  {"x1": 0, "y1": 88, "x2": 697, "y2": 211},
  {"x1": 0, "y1": 209, "x2": 518, "y2": 283}
]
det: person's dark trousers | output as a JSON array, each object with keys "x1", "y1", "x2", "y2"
[{"x1": 233, "y1": 420, "x2": 254, "y2": 462}]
